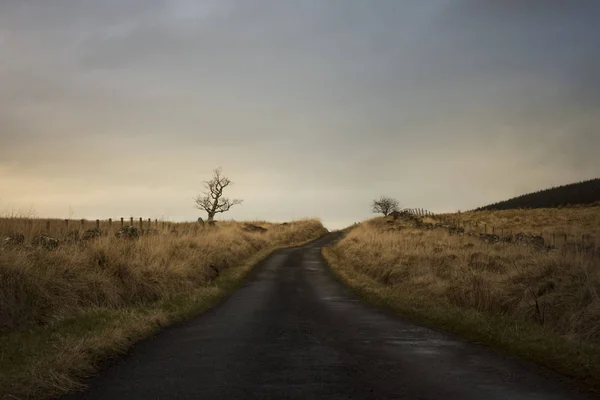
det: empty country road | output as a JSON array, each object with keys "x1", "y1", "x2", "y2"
[{"x1": 63, "y1": 232, "x2": 594, "y2": 400}]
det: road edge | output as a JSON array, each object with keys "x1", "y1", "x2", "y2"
[
  {"x1": 0, "y1": 232, "x2": 329, "y2": 400},
  {"x1": 320, "y1": 244, "x2": 600, "y2": 397}
]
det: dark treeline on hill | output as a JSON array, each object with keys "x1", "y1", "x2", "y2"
[{"x1": 475, "y1": 178, "x2": 600, "y2": 211}]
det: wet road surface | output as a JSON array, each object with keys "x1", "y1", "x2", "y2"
[{"x1": 63, "y1": 232, "x2": 595, "y2": 399}]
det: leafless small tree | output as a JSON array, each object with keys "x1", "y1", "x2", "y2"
[
  {"x1": 372, "y1": 196, "x2": 400, "y2": 217},
  {"x1": 193, "y1": 168, "x2": 243, "y2": 225}
]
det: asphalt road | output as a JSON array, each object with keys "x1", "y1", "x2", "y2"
[{"x1": 63, "y1": 232, "x2": 595, "y2": 399}]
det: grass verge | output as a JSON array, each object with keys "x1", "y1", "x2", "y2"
[
  {"x1": 322, "y1": 228, "x2": 600, "y2": 394},
  {"x1": 1, "y1": 223, "x2": 327, "y2": 400}
]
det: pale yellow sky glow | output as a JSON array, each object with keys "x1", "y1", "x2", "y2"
[{"x1": 1, "y1": 1, "x2": 599, "y2": 229}]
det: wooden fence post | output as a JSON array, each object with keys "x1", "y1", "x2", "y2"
[
  {"x1": 155, "y1": 219, "x2": 158, "y2": 228},
  {"x1": 148, "y1": 218, "x2": 151, "y2": 229},
  {"x1": 139, "y1": 217, "x2": 143, "y2": 230},
  {"x1": 46, "y1": 220, "x2": 51, "y2": 232},
  {"x1": 65, "y1": 219, "x2": 69, "y2": 230},
  {"x1": 96, "y1": 219, "x2": 100, "y2": 230},
  {"x1": 80, "y1": 219, "x2": 85, "y2": 231},
  {"x1": 108, "y1": 218, "x2": 112, "y2": 229},
  {"x1": 121, "y1": 218, "x2": 124, "y2": 228}
]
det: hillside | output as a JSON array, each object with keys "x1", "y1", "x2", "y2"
[
  {"x1": 475, "y1": 178, "x2": 600, "y2": 211},
  {"x1": 323, "y1": 214, "x2": 600, "y2": 390},
  {"x1": 445, "y1": 207, "x2": 600, "y2": 241}
]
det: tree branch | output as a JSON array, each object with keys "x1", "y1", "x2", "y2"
[{"x1": 193, "y1": 168, "x2": 243, "y2": 220}]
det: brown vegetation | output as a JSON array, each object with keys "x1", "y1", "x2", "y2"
[
  {"x1": 0, "y1": 217, "x2": 327, "y2": 399},
  {"x1": 324, "y1": 210, "x2": 600, "y2": 389},
  {"x1": 443, "y1": 207, "x2": 600, "y2": 241}
]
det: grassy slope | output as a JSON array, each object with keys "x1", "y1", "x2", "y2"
[
  {"x1": 0, "y1": 219, "x2": 327, "y2": 400},
  {"x1": 322, "y1": 216, "x2": 600, "y2": 393},
  {"x1": 443, "y1": 207, "x2": 600, "y2": 241},
  {"x1": 474, "y1": 178, "x2": 600, "y2": 211}
]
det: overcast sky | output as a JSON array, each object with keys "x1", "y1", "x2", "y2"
[{"x1": 1, "y1": 1, "x2": 599, "y2": 229}]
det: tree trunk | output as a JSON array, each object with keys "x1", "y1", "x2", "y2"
[{"x1": 207, "y1": 213, "x2": 216, "y2": 226}]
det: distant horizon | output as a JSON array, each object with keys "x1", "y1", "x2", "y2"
[
  {"x1": 2, "y1": 2, "x2": 599, "y2": 231},
  {"x1": 2, "y1": 175, "x2": 597, "y2": 231}
]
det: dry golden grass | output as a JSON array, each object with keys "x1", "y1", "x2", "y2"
[
  {"x1": 0, "y1": 215, "x2": 216, "y2": 241},
  {"x1": 0, "y1": 218, "x2": 327, "y2": 399},
  {"x1": 440, "y1": 206, "x2": 600, "y2": 245},
  {"x1": 324, "y1": 216, "x2": 600, "y2": 389},
  {"x1": 0, "y1": 218, "x2": 325, "y2": 331}
]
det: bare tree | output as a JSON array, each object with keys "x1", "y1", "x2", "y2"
[
  {"x1": 372, "y1": 196, "x2": 400, "y2": 217},
  {"x1": 194, "y1": 168, "x2": 243, "y2": 225}
]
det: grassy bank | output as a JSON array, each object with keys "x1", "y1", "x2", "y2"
[
  {"x1": 322, "y1": 218, "x2": 600, "y2": 391},
  {"x1": 442, "y1": 206, "x2": 600, "y2": 241},
  {"x1": 0, "y1": 219, "x2": 327, "y2": 399}
]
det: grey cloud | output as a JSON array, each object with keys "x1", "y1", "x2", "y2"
[{"x1": 1, "y1": 1, "x2": 599, "y2": 228}]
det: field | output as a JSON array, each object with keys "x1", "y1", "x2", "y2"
[
  {"x1": 0, "y1": 215, "x2": 210, "y2": 242},
  {"x1": 0, "y1": 217, "x2": 327, "y2": 399},
  {"x1": 324, "y1": 207, "x2": 600, "y2": 389},
  {"x1": 440, "y1": 206, "x2": 600, "y2": 247}
]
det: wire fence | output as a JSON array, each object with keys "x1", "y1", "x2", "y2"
[
  {"x1": 402, "y1": 208, "x2": 435, "y2": 217},
  {"x1": 402, "y1": 208, "x2": 599, "y2": 254},
  {"x1": 0, "y1": 217, "x2": 206, "y2": 241}
]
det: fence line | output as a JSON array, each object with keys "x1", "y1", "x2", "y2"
[
  {"x1": 37, "y1": 218, "x2": 163, "y2": 231},
  {"x1": 400, "y1": 208, "x2": 599, "y2": 252},
  {"x1": 0, "y1": 217, "x2": 209, "y2": 239},
  {"x1": 401, "y1": 208, "x2": 435, "y2": 218}
]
